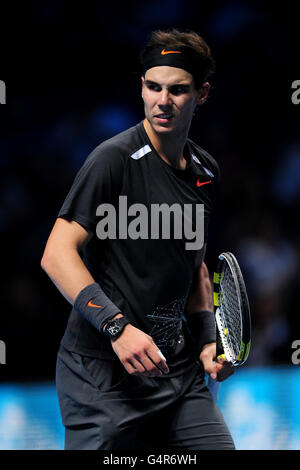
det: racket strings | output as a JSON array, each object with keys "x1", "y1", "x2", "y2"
[{"x1": 219, "y1": 264, "x2": 242, "y2": 359}]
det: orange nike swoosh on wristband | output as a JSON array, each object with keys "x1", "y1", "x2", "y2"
[
  {"x1": 161, "y1": 48, "x2": 182, "y2": 55},
  {"x1": 87, "y1": 300, "x2": 103, "y2": 308},
  {"x1": 197, "y1": 179, "x2": 212, "y2": 187}
]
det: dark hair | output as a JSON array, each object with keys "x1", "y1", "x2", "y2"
[{"x1": 140, "y1": 28, "x2": 216, "y2": 89}]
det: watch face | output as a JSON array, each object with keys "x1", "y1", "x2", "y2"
[
  {"x1": 107, "y1": 323, "x2": 120, "y2": 336},
  {"x1": 106, "y1": 317, "x2": 128, "y2": 340}
]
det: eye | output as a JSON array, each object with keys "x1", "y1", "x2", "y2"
[
  {"x1": 169, "y1": 85, "x2": 190, "y2": 96},
  {"x1": 146, "y1": 82, "x2": 161, "y2": 92}
]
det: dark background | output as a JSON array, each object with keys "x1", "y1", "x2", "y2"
[{"x1": 0, "y1": 0, "x2": 299, "y2": 382}]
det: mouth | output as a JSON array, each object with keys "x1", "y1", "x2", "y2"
[{"x1": 154, "y1": 112, "x2": 174, "y2": 124}]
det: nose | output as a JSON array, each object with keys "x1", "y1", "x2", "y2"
[{"x1": 158, "y1": 88, "x2": 172, "y2": 107}]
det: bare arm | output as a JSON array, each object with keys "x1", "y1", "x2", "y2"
[
  {"x1": 41, "y1": 217, "x2": 168, "y2": 377},
  {"x1": 185, "y1": 261, "x2": 213, "y2": 315},
  {"x1": 41, "y1": 218, "x2": 95, "y2": 304}
]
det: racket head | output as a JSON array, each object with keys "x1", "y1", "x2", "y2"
[{"x1": 213, "y1": 252, "x2": 251, "y2": 366}]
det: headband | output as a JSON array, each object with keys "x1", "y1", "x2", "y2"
[{"x1": 141, "y1": 45, "x2": 206, "y2": 85}]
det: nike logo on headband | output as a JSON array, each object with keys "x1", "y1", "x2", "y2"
[{"x1": 161, "y1": 49, "x2": 182, "y2": 55}]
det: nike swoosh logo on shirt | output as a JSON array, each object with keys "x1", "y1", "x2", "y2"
[{"x1": 197, "y1": 179, "x2": 212, "y2": 187}]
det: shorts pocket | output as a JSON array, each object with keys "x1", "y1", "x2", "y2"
[{"x1": 80, "y1": 355, "x2": 128, "y2": 393}]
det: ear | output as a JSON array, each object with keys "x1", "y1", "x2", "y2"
[
  {"x1": 141, "y1": 75, "x2": 145, "y2": 99},
  {"x1": 197, "y1": 82, "x2": 210, "y2": 106}
]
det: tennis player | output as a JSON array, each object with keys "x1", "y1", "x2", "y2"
[{"x1": 41, "y1": 28, "x2": 235, "y2": 450}]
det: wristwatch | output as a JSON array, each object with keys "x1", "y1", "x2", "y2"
[{"x1": 104, "y1": 316, "x2": 130, "y2": 341}]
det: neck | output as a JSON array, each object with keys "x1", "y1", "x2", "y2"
[{"x1": 143, "y1": 119, "x2": 190, "y2": 170}]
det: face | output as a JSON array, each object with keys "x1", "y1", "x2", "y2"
[{"x1": 141, "y1": 66, "x2": 209, "y2": 137}]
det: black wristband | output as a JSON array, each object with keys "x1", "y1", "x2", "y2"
[
  {"x1": 74, "y1": 283, "x2": 121, "y2": 333},
  {"x1": 186, "y1": 310, "x2": 216, "y2": 354}
]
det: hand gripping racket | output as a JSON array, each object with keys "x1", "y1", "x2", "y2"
[{"x1": 213, "y1": 252, "x2": 251, "y2": 366}]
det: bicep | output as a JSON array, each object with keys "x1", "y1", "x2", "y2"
[
  {"x1": 44, "y1": 218, "x2": 93, "y2": 255},
  {"x1": 41, "y1": 218, "x2": 95, "y2": 304}
]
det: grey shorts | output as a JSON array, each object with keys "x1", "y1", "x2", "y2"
[{"x1": 56, "y1": 345, "x2": 235, "y2": 450}]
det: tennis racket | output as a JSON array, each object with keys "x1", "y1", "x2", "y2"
[{"x1": 213, "y1": 251, "x2": 251, "y2": 366}]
